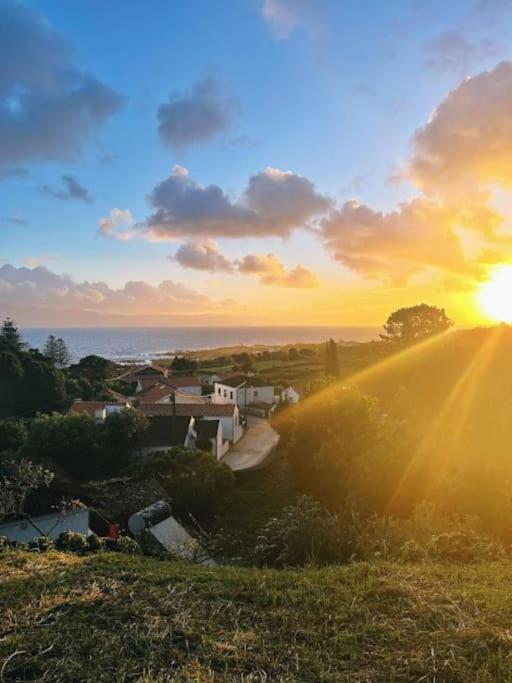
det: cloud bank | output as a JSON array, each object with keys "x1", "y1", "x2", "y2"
[
  {"x1": 0, "y1": 264, "x2": 231, "y2": 320},
  {"x1": 321, "y1": 61, "x2": 512, "y2": 286},
  {"x1": 173, "y1": 240, "x2": 318, "y2": 288}
]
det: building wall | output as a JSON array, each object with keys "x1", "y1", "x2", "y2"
[
  {"x1": 213, "y1": 383, "x2": 274, "y2": 408},
  {"x1": 282, "y1": 387, "x2": 300, "y2": 404},
  {"x1": 0, "y1": 510, "x2": 90, "y2": 543},
  {"x1": 203, "y1": 409, "x2": 243, "y2": 444},
  {"x1": 180, "y1": 385, "x2": 202, "y2": 396}
]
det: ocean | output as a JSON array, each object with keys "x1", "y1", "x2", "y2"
[{"x1": 21, "y1": 326, "x2": 380, "y2": 363}]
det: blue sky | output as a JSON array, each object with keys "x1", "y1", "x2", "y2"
[{"x1": 2, "y1": 0, "x2": 512, "y2": 326}]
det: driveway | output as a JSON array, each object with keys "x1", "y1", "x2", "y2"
[{"x1": 221, "y1": 417, "x2": 279, "y2": 471}]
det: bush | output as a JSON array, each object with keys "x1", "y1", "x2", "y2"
[
  {"x1": 55, "y1": 531, "x2": 88, "y2": 554},
  {"x1": 116, "y1": 534, "x2": 139, "y2": 554},
  {"x1": 254, "y1": 495, "x2": 353, "y2": 568},
  {"x1": 399, "y1": 539, "x2": 426, "y2": 562},
  {"x1": 132, "y1": 446, "x2": 235, "y2": 520},
  {"x1": 427, "y1": 531, "x2": 504, "y2": 563},
  {"x1": 28, "y1": 536, "x2": 54, "y2": 552},
  {"x1": 86, "y1": 533, "x2": 104, "y2": 553}
]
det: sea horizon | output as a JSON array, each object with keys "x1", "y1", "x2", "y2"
[{"x1": 21, "y1": 325, "x2": 381, "y2": 363}]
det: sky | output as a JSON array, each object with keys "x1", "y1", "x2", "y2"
[{"x1": 1, "y1": 0, "x2": 512, "y2": 327}]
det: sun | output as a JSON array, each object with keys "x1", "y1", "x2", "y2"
[{"x1": 478, "y1": 265, "x2": 512, "y2": 323}]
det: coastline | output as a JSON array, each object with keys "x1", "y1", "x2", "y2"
[{"x1": 21, "y1": 325, "x2": 381, "y2": 363}]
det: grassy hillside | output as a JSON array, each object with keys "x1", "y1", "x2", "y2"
[{"x1": 2, "y1": 552, "x2": 512, "y2": 681}]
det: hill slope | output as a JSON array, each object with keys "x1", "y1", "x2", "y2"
[{"x1": 1, "y1": 551, "x2": 512, "y2": 681}]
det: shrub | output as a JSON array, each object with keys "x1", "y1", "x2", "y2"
[
  {"x1": 55, "y1": 531, "x2": 88, "y2": 554},
  {"x1": 254, "y1": 495, "x2": 353, "y2": 568},
  {"x1": 399, "y1": 539, "x2": 426, "y2": 562},
  {"x1": 116, "y1": 534, "x2": 139, "y2": 554},
  {"x1": 86, "y1": 533, "x2": 104, "y2": 553},
  {"x1": 427, "y1": 530, "x2": 504, "y2": 563},
  {"x1": 28, "y1": 536, "x2": 54, "y2": 552}
]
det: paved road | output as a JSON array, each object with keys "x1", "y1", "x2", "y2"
[{"x1": 221, "y1": 417, "x2": 279, "y2": 471}]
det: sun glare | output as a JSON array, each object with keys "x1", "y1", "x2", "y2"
[{"x1": 478, "y1": 265, "x2": 512, "y2": 323}]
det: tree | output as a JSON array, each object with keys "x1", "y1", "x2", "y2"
[
  {"x1": 0, "y1": 419, "x2": 27, "y2": 456},
  {"x1": 0, "y1": 320, "x2": 67, "y2": 418},
  {"x1": 325, "y1": 338, "x2": 340, "y2": 377},
  {"x1": 381, "y1": 304, "x2": 453, "y2": 344},
  {"x1": 132, "y1": 446, "x2": 234, "y2": 520},
  {"x1": 0, "y1": 318, "x2": 24, "y2": 354},
  {"x1": 171, "y1": 356, "x2": 197, "y2": 373},
  {"x1": 102, "y1": 409, "x2": 149, "y2": 473},
  {"x1": 70, "y1": 355, "x2": 112, "y2": 384},
  {"x1": 44, "y1": 335, "x2": 71, "y2": 367},
  {"x1": 274, "y1": 387, "x2": 413, "y2": 515},
  {"x1": 0, "y1": 458, "x2": 54, "y2": 521}
]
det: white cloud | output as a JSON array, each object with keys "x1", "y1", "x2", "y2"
[
  {"x1": 144, "y1": 165, "x2": 331, "y2": 240},
  {"x1": 98, "y1": 209, "x2": 136, "y2": 241}
]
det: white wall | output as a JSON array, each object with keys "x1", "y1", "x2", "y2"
[
  {"x1": 0, "y1": 510, "x2": 90, "y2": 543},
  {"x1": 213, "y1": 383, "x2": 274, "y2": 408},
  {"x1": 203, "y1": 408, "x2": 243, "y2": 444}
]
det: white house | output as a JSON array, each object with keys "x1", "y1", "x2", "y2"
[
  {"x1": 282, "y1": 386, "x2": 301, "y2": 404},
  {"x1": 213, "y1": 375, "x2": 274, "y2": 410},
  {"x1": 191, "y1": 418, "x2": 229, "y2": 460},
  {"x1": 140, "y1": 402, "x2": 244, "y2": 445}
]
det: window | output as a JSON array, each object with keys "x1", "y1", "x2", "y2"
[
  {"x1": 218, "y1": 387, "x2": 221, "y2": 395},
  {"x1": 230, "y1": 391, "x2": 233, "y2": 399},
  {"x1": 224, "y1": 390, "x2": 227, "y2": 398},
  {"x1": 253, "y1": 390, "x2": 258, "y2": 398}
]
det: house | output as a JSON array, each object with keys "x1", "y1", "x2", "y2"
[
  {"x1": 117, "y1": 363, "x2": 169, "y2": 384},
  {"x1": 136, "y1": 382, "x2": 206, "y2": 405},
  {"x1": 135, "y1": 375, "x2": 202, "y2": 396},
  {"x1": 133, "y1": 415, "x2": 195, "y2": 456},
  {"x1": 213, "y1": 375, "x2": 274, "y2": 411},
  {"x1": 191, "y1": 418, "x2": 229, "y2": 460},
  {"x1": 69, "y1": 400, "x2": 130, "y2": 423},
  {"x1": 139, "y1": 402, "x2": 244, "y2": 445},
  {"x1": 282, "y1": 386, "x2": 301, "y2": 404}
]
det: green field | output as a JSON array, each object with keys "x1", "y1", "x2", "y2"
[{"x1": 1, "y1": 551, "x2": 512, "y2": 681}]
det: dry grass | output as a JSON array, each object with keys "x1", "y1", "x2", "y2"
[{"x1": 1, "y1": 551, "x2": 512, "y2": 681}]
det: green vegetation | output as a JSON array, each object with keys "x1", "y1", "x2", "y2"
[
  {"x1": 3, "y1": 550, "x2": 512, "y2": 681},
  {"x1": 20, "y1": 409, "x2": 148, "y2": 480},
  {"x1": 0, "y1": 319, "x2": 67, "y2": 418}
]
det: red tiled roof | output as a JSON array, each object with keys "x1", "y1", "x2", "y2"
[
  {"x1": 167, "y1": 375, "x2": 201, "y2": 388},
  {"x1": 139, "y1": 403, "x2": 236, "y2": 418},
  {"x1": 137, "y1": 376, "x2": 201, "y2": 392},
  {"x1": 138, "y1": 383, "x2": 175, "y2": 404},
  {"x1": 69, "y1": 400, "x2": 127, "y2": 417}
]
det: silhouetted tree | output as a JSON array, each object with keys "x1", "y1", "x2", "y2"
[
  {"x1": 381, "y1": 304, "x2": 453, "y2": 344},
  {"x1": 0, "y1": 319, "x2": 67, "y2": 418},
  {"x1": 325, "y1": 339, "x2": 340, "y2": 377},
  {"x1": 44, "y1": 335, "x2": 71, "y2": 367}
]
